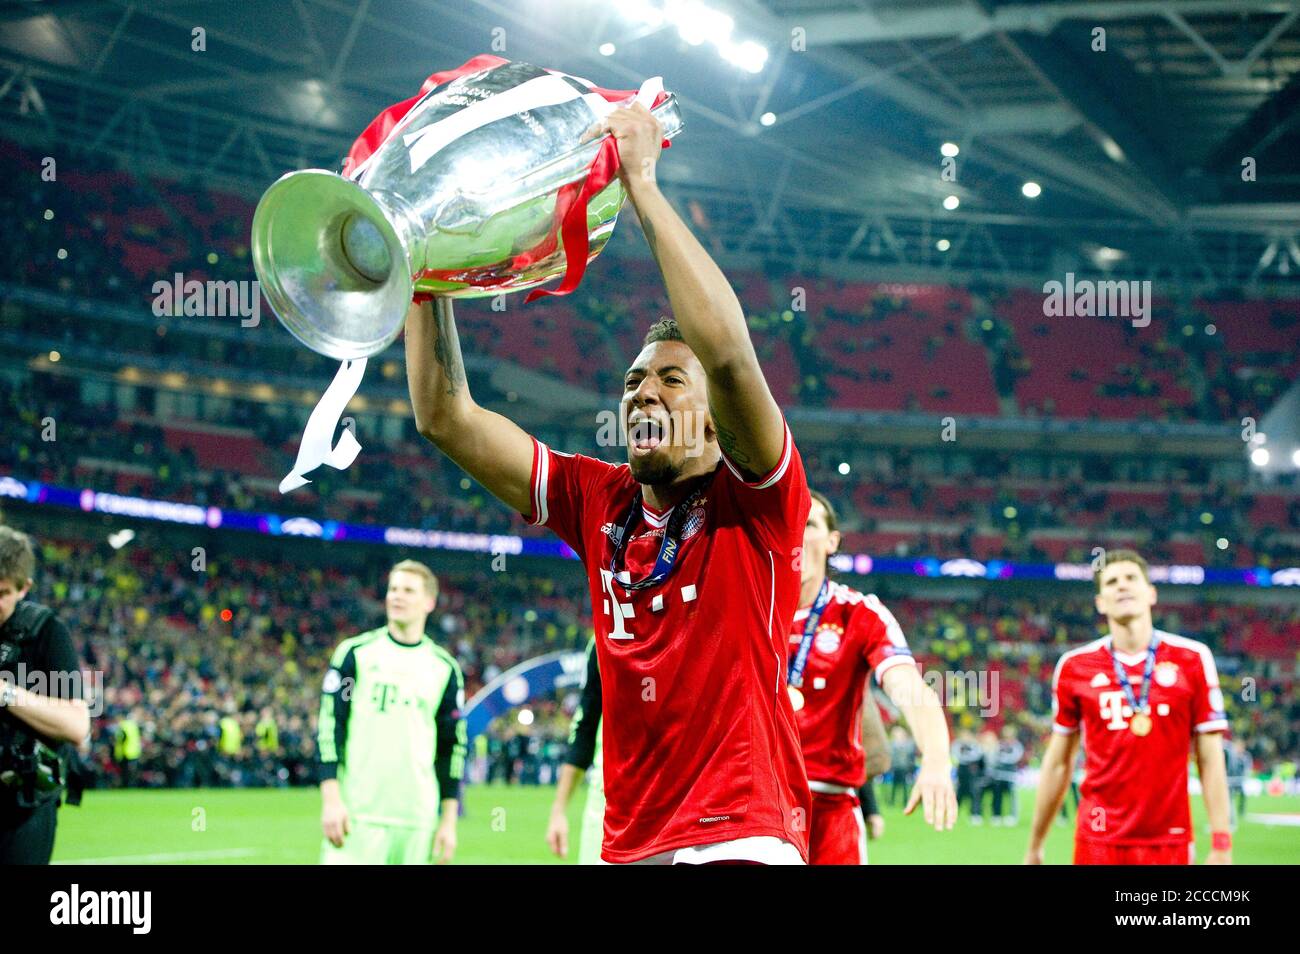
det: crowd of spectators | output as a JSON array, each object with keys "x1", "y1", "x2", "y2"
[
  {"x1": 4, "y1": 373, "x2": 1298, "y2": 569},
  {"x1": 6, "y1": 134, "x2": 1298, "y2": 570},
  {"x1": 8, "y1": 530, "x2": 1296, "y2": 792},
  {"x1": 26, "y1": 531, "x2": 588, "y2": 789}
]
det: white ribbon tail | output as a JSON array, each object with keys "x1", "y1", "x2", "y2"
[
  {"x1": 635, "y1": 76, "x2": 665, "y2": 109},
  {"x1": 279, "y1": 358, "x2": 367, "y2": 493},
  {"x1": 581, "y1": 76, "x2": 666, "y2": 122}
]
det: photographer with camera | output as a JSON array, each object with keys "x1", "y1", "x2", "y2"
[{"x1": 0, "y1": 526, "x2": 91, "y2": 864}]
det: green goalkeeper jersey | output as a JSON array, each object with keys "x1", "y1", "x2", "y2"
[{"x1": 317, "y1": 626, "x2": 467, "y2": 827}]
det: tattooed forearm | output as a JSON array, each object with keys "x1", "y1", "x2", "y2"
[
  {"x1": 710, "y1": 401, "x2": 751, "y2": 468},
  {"x1": 432, "y1": 300, "x2": 467, "y2": 397},
  {"x1": 640, "y1": 213, "x2": 663, "y2": 272}
]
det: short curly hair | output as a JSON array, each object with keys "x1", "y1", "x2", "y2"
[{"x1": 642, "y1": 318, "x2": 683, "y2": 346}]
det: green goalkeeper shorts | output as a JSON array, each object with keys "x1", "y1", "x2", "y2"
[{"x1": 320, "y1": 822, "x2": 435, "y2": 865}]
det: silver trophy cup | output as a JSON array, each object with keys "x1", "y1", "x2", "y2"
[{"x1": 251, "y1": 60, "x2": 684, "y2": 360}]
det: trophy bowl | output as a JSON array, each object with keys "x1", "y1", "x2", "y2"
[{"x1": 251, "y1": 59, "x2": 683, "y2": 361}]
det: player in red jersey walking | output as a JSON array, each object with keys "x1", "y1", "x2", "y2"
[
  {"x1": 407, "y1": 102, "x2": 812, "y2": 864},
  {"x1": 794, "y1": 491, "x2": 956, "y2": 864},
  {"x1": 1025, "y1": 550, "x2": 1233, "y2": 865}
]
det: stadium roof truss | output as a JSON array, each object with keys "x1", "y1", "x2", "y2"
[{"x1": 1, "y1": 0, "x2": 1299, "y2": 291}]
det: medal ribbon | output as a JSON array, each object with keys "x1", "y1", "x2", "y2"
[
  {"x1": 1109, "y1": 632, "x2": 1161, "y2": 717},
  {"x1": 788, "y1": 579, "x2": 831, "y2": 690},
  {"x1": 608, "y1": 486, "x2": 703, "y2": 592}
]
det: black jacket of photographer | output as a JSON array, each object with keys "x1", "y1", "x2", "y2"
[{"x1": 0, "y1": 599, "x2": 82, "y2": 812}]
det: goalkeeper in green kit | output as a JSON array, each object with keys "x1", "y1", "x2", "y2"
[{"x1": 317, "y1": 560, "x2": 467, "y2": 864}]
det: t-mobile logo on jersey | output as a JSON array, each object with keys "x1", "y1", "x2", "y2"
[
  {"x1": 1099, "y1": 690, "x2": 1133, "y2": 730},
  {"x1": 599, "y1": 569, "x2": 700, "y2": 640}
]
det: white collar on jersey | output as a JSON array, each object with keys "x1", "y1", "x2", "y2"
[
  {"x1": 641, "y1": 504, "x2": 670, "y2": 529},
  {"x1": 1107, "y1": 631, "x2": 1168, "y2": 667}
]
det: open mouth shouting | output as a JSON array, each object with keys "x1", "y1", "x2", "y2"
[{"x1": 628, "y1": 414, "x2": 668, "y2": 455}]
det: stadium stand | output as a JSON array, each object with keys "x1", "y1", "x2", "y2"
[{"x1": 2, "y1": 136, "x2": 1297, "y2": 794}]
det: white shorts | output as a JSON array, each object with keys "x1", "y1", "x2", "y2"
[{"x1": 600, "y1": 835, "x2": 805, "y2": 866}]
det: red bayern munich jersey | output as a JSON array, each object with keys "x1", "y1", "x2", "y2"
[
  {"x1": 524, "y1": 423, "x2": 813, "y2": 863},
  {"x1": 789, "y1": 580, "x2": 915, "y2": 788},
  {"x1": 1052, "y1": 630, "x2": 1228, "y2": 846}
]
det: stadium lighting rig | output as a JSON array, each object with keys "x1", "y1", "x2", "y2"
[{"x1": 615, "y1": 0, "x2": 769, "y2": 73}]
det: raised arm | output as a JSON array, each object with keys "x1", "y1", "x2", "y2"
[
  {"x1": 404, "y1": 298, "x2": 537, "y2": 514},
  {"x1": 603, "y1": 104, "x2": 785, "y2": 480}
]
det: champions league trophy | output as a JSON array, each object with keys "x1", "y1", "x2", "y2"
[
  {"x1": 249, "y1": 55, "x2": 684, "y2": 491},
  {"x1": 252, "y1": 55, "x2": 684, "y2": 361}
]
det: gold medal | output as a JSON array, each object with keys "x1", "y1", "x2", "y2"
[
  {"x1": 788, "y1": 686, "x2": 805, "y2": 711},
  {"x1": 1130, "y1": 711, "x2": 1152, "y2": 737}
]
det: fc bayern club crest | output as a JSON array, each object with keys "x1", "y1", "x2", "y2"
[
  {"x1": 681, "y1": 506, "x2": 706, "y2": 541},
  {"x1": 814, "y1": 627, "x2": 841, "y2": 654},
  {"x1": 1155, "y1": 661, "x2": 1179, "y2": 687}
]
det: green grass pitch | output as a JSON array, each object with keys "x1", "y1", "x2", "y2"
[{"x1": 49, "y1": 785, "x2": 1300, "y2": 865}]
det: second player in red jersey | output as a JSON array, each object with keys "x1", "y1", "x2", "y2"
[
  {"x1": 1025, "y1": 550, "x2": 1233, "y2": 865},
  {"x1": 407, "y1": 102, "x2": 811, "y2": 864},
  {"x1": 793, "y1": 491, "x2": 956, "y2": 864}
]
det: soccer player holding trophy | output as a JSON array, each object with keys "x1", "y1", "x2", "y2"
[
  {"x1": 1025, "y1": 550, "x2": 1233, "y2": 865},
  {"x1": 405, "y1": 99, "x2": 816, "y2": 865},
  {"x1": 253, "y1": 58, "x2": 815, "y2": 864}
]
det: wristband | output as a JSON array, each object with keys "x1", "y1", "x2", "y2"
[{"x1": 1211, "y1": 831, "x2": 1231, "y2": 852}]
